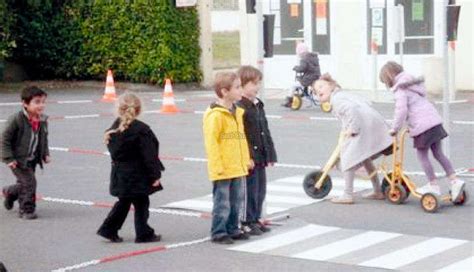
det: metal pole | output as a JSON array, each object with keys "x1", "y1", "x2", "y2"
[
  {"x1": 397, "y1": 4, "x2": 404, "y2": 66},
  {"x1": 442, "y1": 0, "x2": 450, "y2": 158},
  {"x1": 371, "y1": 41, "x2": 378, "y2": 101},
  {"x1": 256, "y1": 0, "x2": 265, "y2": 103}
]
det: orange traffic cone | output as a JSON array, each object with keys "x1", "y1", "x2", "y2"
[
  {"x1": 160, "y1": 79, "x2": 179, "y2": 113},
  {"x1": 101, "y1": 69, "x2": 117, "y2": 102}
]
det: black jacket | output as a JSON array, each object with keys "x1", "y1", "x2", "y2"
[
  {"x1": 107, "y1": 119, "x2": 165, "y2": 197},
  {"x1": 1, "y1": 110, "x2": 49, "y2": 169},
  {"x1": 237, "y1": 97, "x2": 277, "y2": 165},
  {"x1": 293, "y1": 52, "x2": 321, "y2": 87}
]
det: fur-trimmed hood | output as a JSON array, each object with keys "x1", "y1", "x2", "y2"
[{"x1": 392, "y1": 72, "x2": 426, "y2": 97}]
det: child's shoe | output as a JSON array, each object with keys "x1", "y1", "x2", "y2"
[
  {"x1": 21, "y1": 212, "x2": 38, "y2": 220},
  {"x1": 231, "y1": 231, "x2": 250, "y2": 240},
  {"x1": 330, "y1": 194, "x2": 354, "y2": 204},
  {"x1": 246, "y1": 223, "x2": 264, "y2": 236},
  {"x1": 450, "y1": 179, "x2": 465, "y2": 202},
  {"x1": 211, "y1": 235, "x2": 234, "y2": 245},
  {"x1": 362, "y1": 191, "x2": 385, "y2": 200},
  {"x1": 2, "y1": 188, "x2": 14, "y2": 210},
  {"x1": 97, "y1": 230, "x2": 123, "y2": 243},
  {"x1": 416, "y1": 183, "x2": 441, "y2": 195},
  {"x1": 257, "y1": 222, "x2": 271, "y2": 233},
  {"x1": 135, "y1": 234, "x2": 161, "y2": 243}
]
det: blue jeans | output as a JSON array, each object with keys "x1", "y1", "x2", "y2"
[
  {"x1": 211, "y1": 178, "x2": 244, "y2": 239},
  {"x1": 242, "y1": 166, "x2": 267, "y2": 224}
]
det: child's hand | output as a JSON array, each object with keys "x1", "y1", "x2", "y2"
[
  {"x1": 44, "y1": 156, "x2": 51, "y2": 164},
  {"x1": 389, "y1": 129, "x2": 397, "y2": 136},
  {"x1": 152, "y1": 179, "x2": 161, "y2": 187},
  {"x1": 7, "y1": 161, "x2": 17, "y2": 170},
  {"x1": 248, "y1": 159, "x2": 255, "y2": 170}
]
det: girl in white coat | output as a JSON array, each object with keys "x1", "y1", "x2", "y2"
[{"x1": 312, "y1": 74, "x2": 392, "y2": 204}]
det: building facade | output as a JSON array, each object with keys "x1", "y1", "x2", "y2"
[{"x1": 239, "y1": 0, "x2": 473, "y2": 95}]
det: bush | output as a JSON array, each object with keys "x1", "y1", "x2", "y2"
[{"x1": 4, "y1": 0, "x2": 202, "y2": 84}]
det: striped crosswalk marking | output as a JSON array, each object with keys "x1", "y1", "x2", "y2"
[
  {"x1": 359, "y1": 237, "x2": 467, "y2": 269},
  {"x1": 229, "y1": 225, "x2": 339, "y2": 253},
  {"x1": 226, "y1": 223, "x2": 473, "y2": 271},
  {"x1": 292, "y1": 231, "x2": 402, "y2": 261},
  {"x1": 162, "y1": 176, "x2": 372, "y2": 214},
  {"x1": 437, "y1": 256, "x2": 474, "y2": 271}
]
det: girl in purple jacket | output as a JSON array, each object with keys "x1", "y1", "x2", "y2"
[{"x1": 379, "y1": 61, "x2": 465, "y2": 202}]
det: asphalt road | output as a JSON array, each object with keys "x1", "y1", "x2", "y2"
[{"x1": 0, "y1": 86, "x2": 473, "y2": 272}]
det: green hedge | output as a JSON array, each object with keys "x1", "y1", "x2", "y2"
[{"x1": 4, "y1": 0, "x2": 202, "y2": 84}]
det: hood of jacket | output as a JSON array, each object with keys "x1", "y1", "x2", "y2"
[{"x1": 392, "y1": 72, "x2": 426, "y2": 97}]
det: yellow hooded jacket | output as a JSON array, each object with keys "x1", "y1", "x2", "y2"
[{"x1": 203, "y1": 103, "x2": 250, "y2": 181}]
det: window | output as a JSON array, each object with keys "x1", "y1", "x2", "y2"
[
  {"x1": 271, "y1": 1, "x2": 304, "y2": 55},
  {"x1": 312, "y1": 0, "x2": 331, "y2": 54},
  {"x1": 395, "y1": 0, "x2": 434, "y2": 54},
  {"x1": 367, "y1": 0, "x2": 388, "y2": 54}
]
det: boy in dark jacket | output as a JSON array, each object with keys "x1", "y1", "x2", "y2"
[
  {"x1": 2, "y1": 86, "x2": 50, "y2": 219},
  {"x1": 237, "y1": 66, "x2": 277, "y2": 235},
  {"x1": 97, "y1": 92, "x2": 165, "y2": 243}
]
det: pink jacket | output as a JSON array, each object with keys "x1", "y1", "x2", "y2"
[{"x1": 391, "y1": 72, "x2": 442, "y2": 137}]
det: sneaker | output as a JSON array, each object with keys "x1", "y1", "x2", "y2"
[
  {"x1": 2, "y1": 188, "x2": 13, "y2": 210},
  {"x1": 416, "y1": 183, "x2": 441, "y2": 196},
  {"x1": 247, "y1": 223, "x2": 263, "y2": 236},
  {"x1": 362, "y1": 191, "x2": 385, "y2": 200},
  {"x1": 97, "y1": 230, "x2": 123, "y2": 243},
  {"x1": 135, "y1": 234, "x2": 161, "y2": 243},
  {"x1": 450, "y1": 179, "x2": 465, "y2": 202},
  {"x1": 230, "y1": 231, "x2": 250, "y2": 240},
  {"x1": 257, "y1": 222, "x2": 271, "y2": 233},
  {"x1": 330, "y1": 194, "x2": 354, "y2": 204},
  {"x1": 211, "y1": 235, "x2": 234, "y2": 245}
]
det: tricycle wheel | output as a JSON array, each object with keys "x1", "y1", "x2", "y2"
[
  {"x1": 421, "y1": 193, "x2": 440, "y2": 213},
  {"x1": 452, "y1": 190, "x2": 468, "y2": 206},
  {"x1": 381, "y1": 172, "x2": 410, "y2": 200},
  {"x1": 303, "y1": 171, "x2": 332, "y2": 199},
  {"x1": 291, "y1": 95, "x2": 302, "y2": 110},
  {"x1": 384, "y1": 183, "x2": 407, "y2": 205}
]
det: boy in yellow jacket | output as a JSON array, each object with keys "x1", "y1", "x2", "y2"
[{"x1": 203, "y1": 72, "x2": 254, "y2": 244}]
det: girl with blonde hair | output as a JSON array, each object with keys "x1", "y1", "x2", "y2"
[
  {"x1": 312, "y1": 74, "x2": 392, "y2": 204},
  {"x1": 97, "y1": 92, "x2": 165, "y2": 243}
]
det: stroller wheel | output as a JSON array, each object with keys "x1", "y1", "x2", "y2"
[
  {"x1": 291, "y1": 95, "x2": 303, "y2": 110},
  {"x1": 321, "y1": 102, "x2": 332, "y2": 112},
  {"x1": 381, "y1": 172, "x2": 410, "y2": 200},
  {"x1": 303, "y1": 171, "x2": 332, "y2": 199},
  {"x1": 421, "y1": 193, "x2": 440, "y2": 213},
  {"x1": 384, "y1": 184, "x2": 407, "y2": 205}
]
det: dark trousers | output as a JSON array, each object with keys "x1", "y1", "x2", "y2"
[
  {"x1": 242, "y1": 166, "x2": 267, "y2": 224},
  {"x1": 4, "y1": 164, "x2": 37, "y2": 214},
  {"x1": 98, "y1": 196, "x2": 155, "y2": 240}
]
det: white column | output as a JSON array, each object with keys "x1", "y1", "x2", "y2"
[{"x1": 198, "y1": 0, "x2": 214, "y2": 87}]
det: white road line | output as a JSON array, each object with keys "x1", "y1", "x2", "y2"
[
  {"x1": 57, "y1": 100, "x2": 93, "y2": 104},
  {"x1": 267, "y1": 185, "x2": 305, "y2": 194},
  {"x1": 0, "y1": 119, "x2": 6, "y2": 123},
  {"x1": 359, "y1": 237, "x2": 467, "y2": 269},
  {"x1": 0, "y1": 102, "x2": 22, "y2": 106},
  {"x1": 163, "y1": 199, "x2": 213, "y2": 211},
  {"x1": 310, "y1": 116, "x2": 337, "y2": 121},
  {"x1": 265, "y1": 195, "x2": 315, "y2": 205},
  {"x1": 292, "y1": 231, "x2": 401, "y2": 261},
  {"x1": 437, "y1": 256, "x2": 474, "y2": 271},
  {"x1": 453, "y1": 120, "x2": 474, "y2": 125},
  {"x1": 266, "y1": 115, "x2": 283, "y2": 119},
  {"x1": 435, "y1": 100, "x2": 468, "y2": 104},
  {"x1": 64, "y1": 114, "x2": 100, "y2": 119},
  {"x1": 152, "y1": 98, "x2": 186, "y2": 102},
  {"x1": 229, "y1": 224, "x2": 339, "y2": 253}
]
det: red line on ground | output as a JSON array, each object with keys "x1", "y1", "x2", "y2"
[
  {"x1": 100, "y1": 246, "x2": 166, "y2": 263},
  {"x1": 49, "y1": 116, "x2": 65, "y2": 120},
  {"x1": 69, "y1": 148, "x2": 106, "y2": 156}
]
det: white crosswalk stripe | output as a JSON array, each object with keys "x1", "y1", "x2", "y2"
[
  {"x1": 225, "y1": 223, "x2": 473, "y2": 271},
  {"x1": 162, "y1": 176, "x2": 373, "y2": 214}
]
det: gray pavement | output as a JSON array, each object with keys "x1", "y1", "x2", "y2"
[{"x1": 0, "y1": 86, "x2": 473, "y2": 271}]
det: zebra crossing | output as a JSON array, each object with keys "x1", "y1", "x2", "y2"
[
  {"x1": 162, "y1": 175, "x2": 374, "y2": 214},
  {"x1": 228, "y1": 223, "x2": 474, "y2": 271}
]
